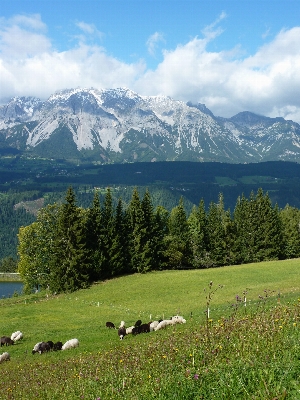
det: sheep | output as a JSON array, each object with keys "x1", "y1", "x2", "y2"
[
  {"x1": 134, "y1": 319, "x2": 142, "y2": 327},
  {"x1": 154, "y1": 319, "x2": 176, "y2": 331},
  {"x1": 11, "y1": 331, "x2": 23, "y2": 342},
  {"x1": 126, "y1": 326, "x2": 135, "y2": 335},
  {"x1": 133, "y1": 323, "x2": 151, "y2": 335},
  {"x1": 171, "y1": 315, "x2": 187, "y2": 324},
  {"x1": 32, "y1": 342, "x2": 43, "y2": 354},
  {"x1": 62, "y1": 338, "x2": 79, "y2": 351},
  {"x1": 38, "y1": 342, "x2": 51, "y2": 354},
  {"x1": 0, "y1": 352, "x2": 10, "y2": 363},
  {"x1": 47, "y1": 341, "x2": 54, "y2": 350},
  {"x1": 106, "y1": 321, "x2": 116, "y2": 329},
  {"x1": 118, "y1": 321, "x2": 126, "y2": 340},
  {"x1": 53, "y1": 341, "x2": 63, "y2": 351},
  {"x1": 0, "y1": 336, "x2": 14, "y2": 347},
  {"x1": 149, "y1": 321, "x2": 160, "y2": 332},
  {"x1": 32, "y1": 342, "x2": 50, "y2": 354}
]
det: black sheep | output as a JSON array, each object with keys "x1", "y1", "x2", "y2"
[
  {"x1": 134, "y1": 319, "x2": 142, "y2": 327},
  {"x1": 37, "y1": 342, "x2": 51, "y2": 354},
  {"x1": 0, "y1": 336, "x2": 14, "y2": 347},
  {"x1": 106, "y1": 321, "x2": 115, "y2": 329},
  {"x1": 47, "y1": 341, "x2": 54, "y2": 350},
  {"x1": 53, "y1": 341, "x2": 63, "y2": 351}
]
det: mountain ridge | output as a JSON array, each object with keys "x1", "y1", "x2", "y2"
[{"x1": 1, "y1": 87, "x2": 300, "y2": 164}]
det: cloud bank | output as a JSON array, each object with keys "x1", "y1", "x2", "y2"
[{"x1": 1, "y1": 14, "x2": 300, "y2": 122}]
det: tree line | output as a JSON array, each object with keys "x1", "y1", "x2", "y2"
[{"x1": 17, "y1": 186, "x2": 300, "y2": 294}]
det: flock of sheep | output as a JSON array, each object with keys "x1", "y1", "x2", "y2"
[
  {"x1": 0, "y1": 315, "x2": 187, "y2": 363},
  {"x1": 106, "y1": 315, "x2": 187, "y2": 340},
  {"x1": 0, "y1": 330, "x2": 79, "y2": 363}
]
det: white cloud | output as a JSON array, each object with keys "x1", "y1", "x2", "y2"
[
  {"x1": 146, "y1": 32, "x2": 165, "y2": 56},
  {"x1": 1, "y1": 14, "x2": 300, "y2": 123}
]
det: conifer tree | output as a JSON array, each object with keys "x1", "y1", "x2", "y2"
[
  {"x1": 206, "y1": 194, "x2": 233, "y2": 267},
  {"x1": 164, "y1": 197, "x2": 192, "y2": 269},
  {"x1": 280, "y1": 205, "x2": 300, "y2": 258},
  {"x1": 100, "y1": 188, "x2": 115, "y2": 279},
  {"x1": 48, "y1": 187, "x2": 91, "y2": 293},
  {"x1": 188, "y1": 199, "x2": 208, "y2": 268},
  {"x1": 110, "y1": 198, "x2": 130, "y2": 276},
  {"x1": 86, "y1": 191, "x2": 103, "y2": 281}
]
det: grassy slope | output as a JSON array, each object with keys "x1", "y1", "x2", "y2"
[
  {"x1": 1, "y1": 259, "x2": 300, "y2": 399},
  {"x1": 1, "y1": 258, "x2": 300, "y2": 359}
]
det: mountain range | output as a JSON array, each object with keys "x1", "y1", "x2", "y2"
[{"x1": 1, "y1": 87, "x2": 300, "y2": 164}]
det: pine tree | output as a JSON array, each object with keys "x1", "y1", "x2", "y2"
[
  {"x1": 206, "y1": 194, "x2": 232, "y2": 267},
  {"x1": 86, "y1": 191, "x2": 103, "y2": 281},
  {"x1": 280, "y1": 205, "x2": 300, "y2": 258},
  {"x1": 100, "y1": 188, "x2": 115, "y2": 279},
  {"x1": 188, "y1": 199, "x2": 208, "y2": 268},
  {"x1": 49, "y1": 187, "x2": 91, "y2": 293},
  {"x1": 164, "y1": 197, "x2": 193, "y2": 269},
  {"x1": 110, "y1": 198, "x2": 130, "y2": 276}
]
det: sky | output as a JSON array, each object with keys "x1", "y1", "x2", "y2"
[{"x1": 1, "y1": 0, "x2": 300, "y2": 122}]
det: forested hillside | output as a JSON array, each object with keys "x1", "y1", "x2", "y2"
[
  {"x1": 2, "y1": 159, "x2": 300, "y2": 265},
  {"x1": 18, "y1": 186, "x2": 300, "y2": 294}
]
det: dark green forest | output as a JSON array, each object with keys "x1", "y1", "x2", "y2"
[{"x1": 18, "y1": 186, "x2": 300, "y2": 294}]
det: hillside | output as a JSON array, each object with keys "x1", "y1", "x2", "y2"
[
  {"x1": 2, "y1": 159, "x2": 300, "y2": 261},
  {"x1": 1, "y1": 259, "x2": 300, "y2": 398}
]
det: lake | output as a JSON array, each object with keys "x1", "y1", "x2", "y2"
[{"x1": 0, "y1": 281, "x2": 24, "y2": 299}]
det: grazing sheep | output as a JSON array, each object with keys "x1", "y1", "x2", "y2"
[
  {"x1": 11, "y1": 331, "x2": 23, "y2": 342},
  {"x1": 62, "y1": 338, "x2": 79, "y2": 351},
  {"x1": 118, "y1": 321, "x2": 126, "y2": 340},
  {"x1": 0, "y1": 352, "x2": 10, "y2": 363},
  {"x1": 134, "y1": 319, "x2": 142, "y2": 327},
  {"x1": 149, "y1": 321, "x2": 160, "y2": 332},
  {"x1": 0, "y1": 336, "x2": 14, "y2": 347},
  {"x1": 154, "y1": 319, "x2": 176, "y2": 331},
  {"x1": 132, "y1": 322, "x2": 151, "y2": 335},
  {"x1": 38, "y1": 342, "x2": 51, "y2": 354},
  {"x1": 47, "y1": 341, "x2": 54, "y2": 350},
  {"x1": 53, "y1": 341, "x2": 63, "y2": 351},
  {"x1": 106, "y1": 321, "x2": 116, "y2": 329},
  {"x1": 32, "y1": 342, "x2": 43, "y2": 354},
  {"x1": 171, "y1": 315, "x2": 187, "y2": 324},
  {"x1": 32, "y1": 342, "x2": 50, "y2": 354},
  {"x1": 126, "y1": 326, "x2": 135, "y2": 335}
]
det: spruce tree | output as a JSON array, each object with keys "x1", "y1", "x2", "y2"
[
  {"x1": 280, "y1": 205, "x2": 300, "y2": 258},
  {"x1": 188, "y1": 199, "x2": 208, "y2": 268},
  {"x1": 110, "y1": 198, "x2": 130, "y2": 276},
  {"x1": 49, "y1": 187, "x2": 91, "y2": 293},
  {"x1": 164, "y1": 197, "x2": 192, "y2": 269},
  {"x1": 86, "y1": 191, "x2": 103, "y2": 281}
]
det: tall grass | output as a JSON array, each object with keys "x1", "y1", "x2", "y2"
[{"x1": 1, "y1": 259, "x2": 300, "y2": 398}]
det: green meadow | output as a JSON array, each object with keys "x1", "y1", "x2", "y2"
[{"x1": 1, "y1": 259, "x2": 300, "y2": 399}]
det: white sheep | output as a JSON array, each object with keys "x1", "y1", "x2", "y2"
[
  {"x1": 171, "y1": 315, "x2": 187, "y2": 324},
  {"x1": 126, "y1": 325, "x2": 135, "y2": 335},
  {"x1": 154, "y1": 319, "x2": 176, "y2": 331},
  {"x1": 149, "y1": 321, "x2": 160, "y2": 332},
  {"x1": 32, "y1": 342, "x2": 43, "y2": 354},
  {"x1": 118, "y1": 321, "x2": 126, "y2": 340},
  {"x1": 0, "y1": 352, "x2": 10, "y2": 363},
  {"x1": 62, "y1": 338, "x2": 79, "y2": 351},
  {"x1": 11, "y1": 331, "x2": 23, "y2": 342}
]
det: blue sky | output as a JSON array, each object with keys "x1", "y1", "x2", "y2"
[{"x1": 1, "y1": 0, "x2": 300, "y2": 121}]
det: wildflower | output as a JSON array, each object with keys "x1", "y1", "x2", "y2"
[{"x1": 194, "y1": 374, "x2": 199, "y2": 380}]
